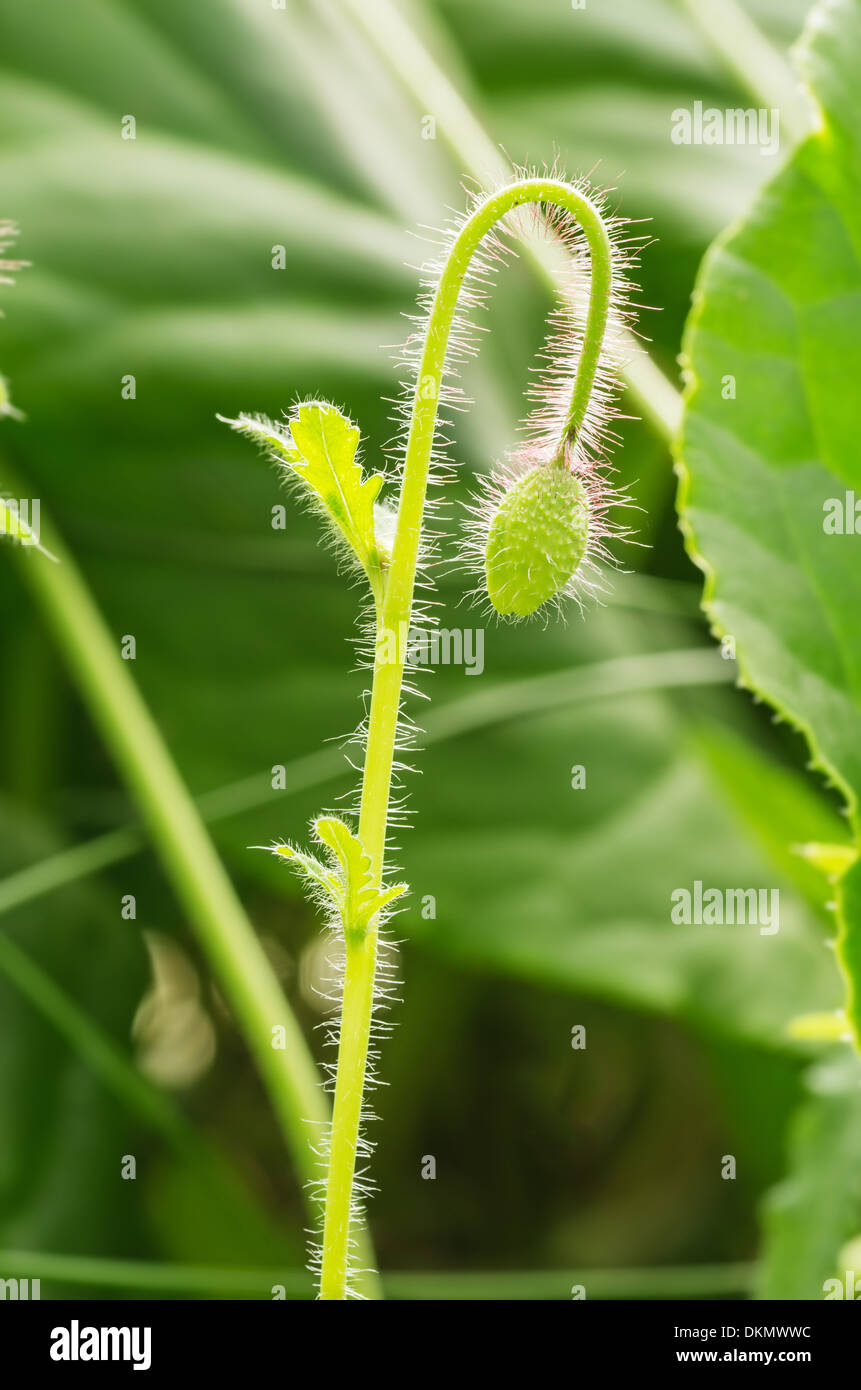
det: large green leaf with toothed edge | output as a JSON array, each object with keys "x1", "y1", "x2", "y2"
[
  {"x1": 756, "y1": 1050, "x2": 861, "y2": 1299},
  {"x1": 677, "y1": 0, "x2": 861, "y2": 1039},
  {"x1": 678, "y1": 0, "x2": 861, "y2": 1300}
]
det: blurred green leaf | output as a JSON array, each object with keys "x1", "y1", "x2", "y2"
[
  {"x1": 757, "y1": 1050, "x2": 861, "y2": 1298},
  {"x1": 693, "y1": 722, "x2": 850, "y2": 916},
  {"x1": 0, "y1": 798, "x2": 148, "y2": 1258},
  {"x1": 403, "y1": 692, "x2": 841, "y2": 1049},
  {"x1": 432, "y1": 0, "x2": 810, "y2": 347}
]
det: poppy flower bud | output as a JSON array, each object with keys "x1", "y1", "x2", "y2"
[{"x1": 484, "y1": 462, "x2": 590, "y2": 617}]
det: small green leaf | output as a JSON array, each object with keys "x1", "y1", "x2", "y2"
[
  {"x1": 220, "y1": 402, "x2": 386, "y2": 599},
  {"x1": 373, "y1": 882, "x2": 411, "y2": 916},
  {"x1": 266, "y1": 822, "x2": 406, "y2": 940},
  {"x1": 0, "y1": 496, "x2": 30, "y2": 542},
  {"x1": 314, "y1": 816, "x2": 406, "y2": 938},
  {"x1": 270, "y1": 842, "x2": 341, "y2": 906},
  {"x1": 314, "y1": 816, "x2": 370, "y2": 885}
]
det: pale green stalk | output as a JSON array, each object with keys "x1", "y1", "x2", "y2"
[
  {"x1": 333, "y1": 0, "x2": 812, "y2": 440},
  {"x1": 319, "y1": 178, "x2": 614, "y2": 1299},
  {"x1": 12, "y1": 521, "x2": 327, "y2": 1174}
]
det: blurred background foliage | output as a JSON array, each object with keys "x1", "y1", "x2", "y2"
[{"x1": 0, "y1": 0, "x2": 852, "y2": 1298}]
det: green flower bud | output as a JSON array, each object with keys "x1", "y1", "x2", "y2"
[{"x1": 484, "y1": 462, "x2": 590, "y2": 617}]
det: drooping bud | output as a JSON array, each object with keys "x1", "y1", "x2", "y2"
[{"x1": 484, "y1": 461, "x2": 590, "y2": 617}]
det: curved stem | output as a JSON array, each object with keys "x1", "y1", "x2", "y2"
[
  {"x1": 319, "y1": 179, "x2": 613, "y2": 1299},
  {"x1": 334, "y1": 0, "x2": 682, "y2": 441}
]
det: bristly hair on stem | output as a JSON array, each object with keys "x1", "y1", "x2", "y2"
[{"x1": 220, "y1": 165, "x2": 646, "y2": 1299}]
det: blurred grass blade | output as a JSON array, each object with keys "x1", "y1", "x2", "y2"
[
  {"x1": 0, "y1": 929, "x2": 194, "y2": 1150},
  {"x1": 0, "y1": 925, "x2": 302, "y2": 1257},
  {"x1": 677, "y1": 0, "x2": 811, "y2": 143},
  {"x1": 0, "y1": 1248, "x2": 754, "y2": 1300}
]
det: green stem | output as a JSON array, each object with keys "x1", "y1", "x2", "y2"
[
  {"x1": 319, "y1": 178, "x2": 614, "y2": 1299},
  {"x1": 318, "y1": 931, "x2": 378, "y2": 1298}
]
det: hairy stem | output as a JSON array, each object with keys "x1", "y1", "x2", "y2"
[
  {"x1": 319, "y1": 178, "x2": 614, "y2": 1299},
  {"x1": 319, "y1": 930, "x2": 378, "y2": 1298}
]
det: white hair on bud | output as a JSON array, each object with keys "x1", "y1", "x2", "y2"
[{"x1": 455, "y1": 162, "x2": 648, "y2": 621}]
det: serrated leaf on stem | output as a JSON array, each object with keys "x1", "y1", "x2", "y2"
[
  {"x1": 269, "y1": 817, "x2": 406, "y2": 944},
  {"x1": 219, "y1": 402, "x2": 387, "y2": 604}
]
